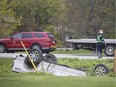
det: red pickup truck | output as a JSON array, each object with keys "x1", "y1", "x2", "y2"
[{"x1": 0, "y1": 32, "x2": 57, "y2": 53}]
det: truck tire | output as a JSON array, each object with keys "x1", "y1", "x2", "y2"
[
  {"x1": 72, "y1": 43, "x2": 78, "y2": 50},
  {"x1": 44, "y1": 54, "x2": 57, "y2": 64},
  {"x1": 94, "y1": 64, "x2": 109, "y2": 76},
  {"x1": 104, "y1": 45, "x2": 115, "y2": 56},
  {"x1": 24, "y1": 49, "x2": 44, "y2": 68},
  {"x1": 0, "y1": 44, "x2": 6, "y2": 53}
]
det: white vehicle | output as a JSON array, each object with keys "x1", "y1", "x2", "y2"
[
  {"x1": 66, "y1": 39, "x2": 116, "y2": 56},
  {"x1": 12, "y1": 49, "x2": 86, "y2": 76}
]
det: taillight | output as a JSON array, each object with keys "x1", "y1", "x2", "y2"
[{"x1": 49, "y1": 38, "x2": 56, "y2": 43}]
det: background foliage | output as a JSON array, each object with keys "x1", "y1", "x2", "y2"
[
  {"x1": 0, "y1": 0, "x2": 21, "y2": 38},
  {"x1": 0, "y1": 0, "x2": 115, "y2": 45}
]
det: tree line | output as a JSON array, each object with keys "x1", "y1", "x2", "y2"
[
  {"x1": 0, "y1": 0, "x2": 115, "y2": 45},
  {"x1": 65, "y1": 0, "x2": 115, "y2": 39}
]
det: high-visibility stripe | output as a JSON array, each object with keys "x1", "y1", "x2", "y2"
[{"x1": 96, "y1": 35, "x2": 102, "y2": 42}]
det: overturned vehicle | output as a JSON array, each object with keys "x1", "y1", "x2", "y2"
[{"x1": 12, "y1": 49, "x2": 86, "y2": 76}]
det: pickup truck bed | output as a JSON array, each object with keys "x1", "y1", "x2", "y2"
[
  {"x1": 66, "y1": 39, "x2": 116, "y2": 56},
  {"x1": 66, "y1": 39, "x2": 116, "y2": 44}
]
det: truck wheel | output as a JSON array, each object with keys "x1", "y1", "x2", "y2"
[
  {"x1": 44, "y1": 54, "x2": 57, "y2": 64},
  {"x1": 94, "y1": 64, "x2": 109, "y2": 76},
  {"x1": 72, "y1": 43, "x2": 78, "y2": 50},
  {"x1": 0, "y1": 44, "x2": 6, "y2": 53},
  {"x1": 24, "y1": 49, "x2": 44, "y2": 68},
  {"x1": 104, "y1": 45, "x2": 115, "y2": 56}
]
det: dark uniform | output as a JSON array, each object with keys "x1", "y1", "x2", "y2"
[{"x1": 96, "y1": 33, "x2": 105, "y2": 58}]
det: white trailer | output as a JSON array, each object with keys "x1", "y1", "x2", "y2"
[{"x1": 66, "y1": 39, "x2": 116, "y2": 56}]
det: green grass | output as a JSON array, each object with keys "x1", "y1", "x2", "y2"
[
  {"x1": 51, "y1": 49, "x2": 93, "y2": 54},
  {"x1": 15, "y1": 48, "x2": 106, "y2": 55},
  {"x1": 0, "y1": 73, "x2": 115, "y2": 87},
  {"x1": 58, "y1": 58, "x2": 113, "y2": 70},
  {"x1": 0, "y1": 58, "x2": 115, "y2": 87},
  {"x1": 0, "y1": 58, "x2": 13, "y2": 73},
  {"x1": 16, "y1": 49, "x2": 93, "y2": 54}
]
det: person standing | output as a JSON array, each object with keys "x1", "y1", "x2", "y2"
[{"x1": 96, "y1": 29, "x2": 105, "y2": 58}]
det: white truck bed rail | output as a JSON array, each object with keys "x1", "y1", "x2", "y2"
[{"x1": 66, "y1": 39, "x2": 116, "y2": 44}]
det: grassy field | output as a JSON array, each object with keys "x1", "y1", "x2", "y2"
[
  {"x1": 51, "y1": 49, "x2": 94, "y2": 54},
  {"x1": 0, "y1": 58, "x2": 115, "y2": 87},
  {"x1": 16, "y1": 49, "x2": 93, "y2": 54},
  {"x1": 0, "y1": 73, "x2": 115, "y2": 87}
]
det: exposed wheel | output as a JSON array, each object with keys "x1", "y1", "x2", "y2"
[
  {"x1": 31, "y1": 44, "x2": 42, "y2": 52},
  {"x1": 104, "y1": 45, "x2": 115, "y2": 56},
  {"x1": 44, "y1": 54, "x2": 57, "y2": 64},
  {"x1": 0, "y1": 44, "x2": 6, "y2": 53},
  {"x1": 24, "y1": 49, "x2": 44, "y2": 68},
  {"x1": 94, "y1": 64, "x2": 109, "y2": 76}
]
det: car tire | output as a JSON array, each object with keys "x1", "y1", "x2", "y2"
[
  {"x1": 0, "y1": 44, "x2": 6, "y2": 53},
  {"x1": 31, "y1": 44, "x2": 42, "y2": 52},
  {"x1": 104, "y1": 45, "x2": 115, "y2": 56},
  {"x1": 7, "y1": 51, "x2": 15, "y2": 53},
  {"x1": 94, "y1": 64, "x2": 109, "y2": 76},
  {"x1": 44, "y1": 54, "x2": 57, "y2": 64},
  {"x1": 24, "y1": 49, "x2": 44, "y2": 69}
]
